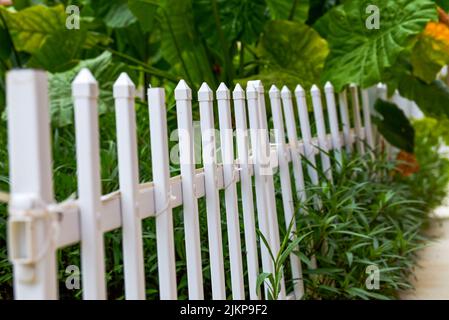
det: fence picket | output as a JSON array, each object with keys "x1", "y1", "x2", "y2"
[
  {"x1": 7, "y1": 70, "x2": 57, "y2": 299},
  {"x1": 249, "y1": 80, "x2": 286, "y2": 299},
  {"x1": 72, "y1": 68, "x2": 106, "y2": 299},
  {"x1": 280, "y1": 86, "x2": 307, "y2": 204},
  {"x1": 175, "y1": 80, "x2": 204, "y2": 299},
  {"x1": 113, "y1": 73, "x2": 145, "y2": 299},
  {"x1": 198, "y1": 83, "x2": 226, "y2": 300},
  {"x1": 295, "y1": 85, "x2": 319, "y2": 186},
  {"x1": 324, "y1": 82, "x2": 343, "y2": 167},
  {"x1": 361, "y1": 89, "x2": 375, "y2": 153},
  {"x1": 217, "y1": 83, "x2": 245, "y2": 300},
  {"x1": 269, "y1": 85, "x2": 304, "y2": 299},
  {"x1": 311, "y1": 85, "x2": 333, "y2": 182},
  {"x1": 148, "y1": 87, "x2": 178, "y2": 299},
  {"x1": 349, "y1": 85, "x2": 365, "y2": 155},
  {"x1": 246, "y1": 83, "x2": 274, "y2": 297},
  {"x1": 233, "y1": 84, "x2": 260, "y2": 300},
  {"x1": 338, "y1": 90, "x2": 353, "y2": 154}
]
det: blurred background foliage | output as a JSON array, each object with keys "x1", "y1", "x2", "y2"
[
  {"x1": 0, "y1": 0, "x2": 449, "y2": 147},
  {"x1": 2, "y1": 0, "x2": 449, "y2": 300}
]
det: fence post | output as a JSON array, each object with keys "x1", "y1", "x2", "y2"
[
  {"x1": 217, "y1": 83, "x2": 245, "y2": 300},
  {"x1": 7, "y1": 69, "x2": 57, "y2": 299},
  {"x1": 113, "y1": 73, "x2": 146, "y2": 300},
  {"x1": 269, "y1": 85, "x2": 304, "y2": 299},
  {"x1": 72, "y1": 68, "x2": 107, "y2": 299},
  {"x1": 198, "y1": 83, "x2": 226, "y2": 300},
  {"x1": 148, "y1": 87, "x2": 178, "y2": 300},
  {"x1": 233, "y1": 84, "x2": 260, "y2": 300},
  {"x1": 175, "y1": 80, "x2": 204, "y2": 299}
]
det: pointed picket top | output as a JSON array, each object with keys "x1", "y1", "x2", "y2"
[
  {"x1": 246, "y1": 83, "x2": 258, "y2": 100},
  {"x1": 247, "y1": 80, "x2": 264, "y2": 93},
  {"x1": 198, "y1": 82, "x2": 213, "y2": 102},
  {"x1": 72, "y1": 68, "x2": 98, "y2": 98},
  {"x1": 113, "y1": 72, "x2": 135, "y2": 99},
  {"x1": 269, "y1": 85, "x2": 280, "y2": 98},
  {"x1": 324, "y1": 81, "x2": 334, "y2": 93},
  {"x1": 310, "y1": 84, "x2": 321, "y2": 96},
  {"x1": 377, "y1": 82, "x2": 386, "y2": 89},
  {"x1": 174, "y1": 79, "x2": 192, "y2": 100},
  {"x1": 294, "y1": 84, "x2": 305, "y2": 97},
  {"x1": 216, "y1": 82, "x2": 230, "y2": 100},
  {"x1": 232, "y1": 83, "x2": 245, "y2": 100},
  {"x1": 281, "y1": 86, "x2": 291, "y2": 99}
]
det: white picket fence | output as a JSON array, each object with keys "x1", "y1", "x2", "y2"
[{"x1": 5, "y1": 68, "x2": 382, "y2": 300}]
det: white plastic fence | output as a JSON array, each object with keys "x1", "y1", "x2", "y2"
[{"x1": 5, "y1": 68, "x2": 381, "y2": 300}]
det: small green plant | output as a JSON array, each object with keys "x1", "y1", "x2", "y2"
[{"x1": 255, "y1": 217, "x2": 311, "y2": 300}]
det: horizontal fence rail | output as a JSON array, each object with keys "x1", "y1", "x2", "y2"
[{"x1": 6, "y1": 68, "x2": 380, "y2": 300}]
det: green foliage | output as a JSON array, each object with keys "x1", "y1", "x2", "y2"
[
  {"x1": 252, "y1": 20, "x2": 328, "y2": 89},
  {"x1": 315, "y1": 0, "x2": 437, "y2": 91},
  {"x1": 294, "y1": 146, "x2": 449, "y2": 299},
  {"x1": 49, "y1": 51, "x2": 136, "y2": 127},
  {"x1": 266, "y1": 0, "x2": 309, "y2": 22},
  {"x1": 397, "y1": 75, "x2": 449, "y2": 119},
  {"x1": 411, "y1": 27, "x2": 449, "y2": 83},
  {"x1": 372, "y1": 99, "x2": 415, "y2": 153}
]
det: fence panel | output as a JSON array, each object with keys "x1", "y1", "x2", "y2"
[{"x1": 6, "y1": 69, "x2": 387, "y2": 300}]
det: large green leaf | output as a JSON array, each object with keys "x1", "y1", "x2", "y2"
[
  {"x1": 158, "y1": 0, "x2": 215, "y2": 87},
  {"x1": 397, "y1": 74, "x2": 449, "y2": 119},
  {"x1": 252, "y1": 20, "x2": 328, "y2": 89},
  {"x1": 266, "y1": 0, "x2": 309, "y2": 22},
  {"x1": 49, "y1": 52, "x2": 136, "y2": 127},
  {"x1": 90, "y1": 0, "x2": 137, "y2": 29},
  {"x1": 28, "y1": 30, "x2": 87, "y2": 72},
  {"x1": 314, "y1": 0, "x2": 437, "y2": 91},
  {"x1": 434, "y1": 0, "x2": 449, "y2": 11},
  {"x1": 193, "y1": 0, "x2": 268, "y2": 44},
  {"x1": 0, "y1": 4, "x2": 66, "y2": 53},
  {"x1": 128, "y1": 0, "x2": 158, "y2": 32},
  {"x1": 372, "y1": 99, "x2": 415, "y2": 153},
  {"x1": 0, "y1": 19, "x2": 12, "y2": 61}
]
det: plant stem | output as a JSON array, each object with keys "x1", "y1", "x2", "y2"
[
  {"x1": 239, "y1": 42, "x2": 245, "y2": 76},
  {"x1": 97, "y1": 45, "x2": 180, "y2": 83}
]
